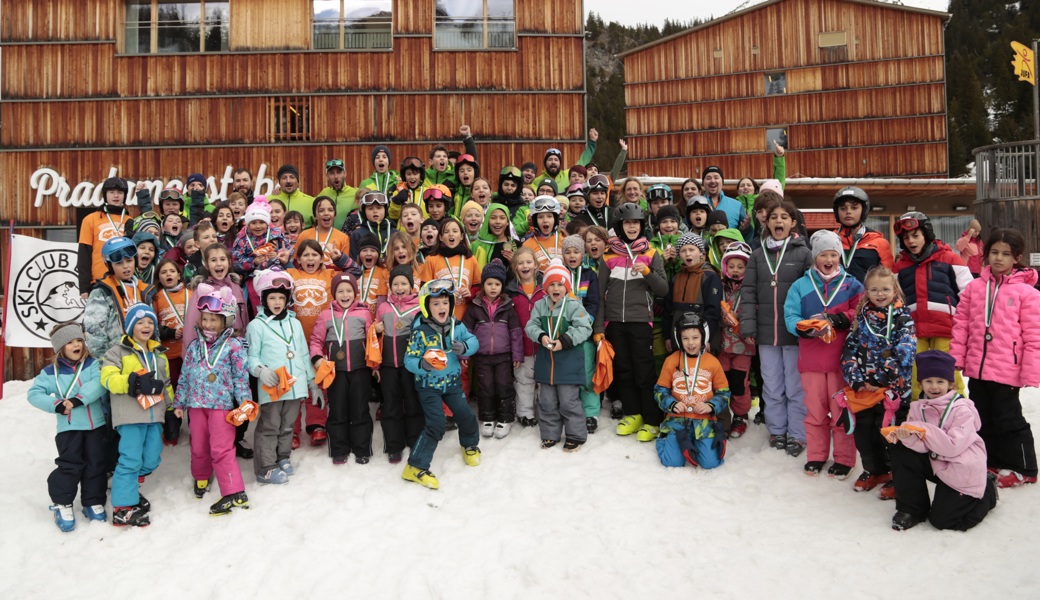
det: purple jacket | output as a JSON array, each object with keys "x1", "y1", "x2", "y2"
[
  {"x1": 950, "y1": 266, "x2": 1040, "y2": 388},
  {"x1": 899, "y1": 391, "x2": 988, "y2": 498},
  {"x1": 462, "y1": 293, "x2": 524, "y2": 363}
]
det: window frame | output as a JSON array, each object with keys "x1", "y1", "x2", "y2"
[
  {"x1": 433, "y1": 0, "x2": 517, "y2": 51},
  {"x1": 311, "y1": 0, "x2": 393, "y2": 51},
  {"x1": 122, "y1": 0, "x2": 229, "y2": 55},
  {"x1": 764, "y1": 72, "x2": 787, "y2": 96},
  {"x1": 269, "y1": 97, "x2": 313, "y2": 143}
]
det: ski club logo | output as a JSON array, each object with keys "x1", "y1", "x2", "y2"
[
  {"x1": 13, "y1": 249, "x2": 85, "y2": 341},
  {"x1": 293, "y1": 279, "x2": 328, "y2": 311}
]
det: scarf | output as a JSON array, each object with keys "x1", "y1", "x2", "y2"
[
  {"x1": 201, "y1": 328, "x2": 219, "y2": 343},
  {"x1": 608, "y1": 235, "x2": 649, "y2": 257},
  {"x1": 814, "y1": 267, "x2": 841, "y2": 282},
  {"x1": 673, "y1": 260, "x2": 705, "y2": 304},
  {"x1": 764, "y1": 236, "x2": 786, "y2": 250},
  {"x1": 165, "y1": 282, "x2": 184, "y2": 293},
  {"x1": 438, "y1": 242, "x2": 467, "y2": 257}
]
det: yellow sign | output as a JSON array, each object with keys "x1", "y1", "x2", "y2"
[{"x1": 1011, "y1": 41, "x2": 1036, "y2": 86}]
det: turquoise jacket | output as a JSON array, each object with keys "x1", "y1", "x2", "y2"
[
  {"x1": 405, "y1": 316, "x2": 478, "y2": 393},
  {"x1": 246, "y1": 311, "x2": 317, "y2": 404},
  {"x1": 28, "y1": 357, "x2": 107, "y2": 433}
]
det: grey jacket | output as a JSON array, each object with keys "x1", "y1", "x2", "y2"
[{"x1": 739, "y1": 236, "x2": 812, "y2": 346}]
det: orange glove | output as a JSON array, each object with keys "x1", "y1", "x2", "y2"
[
  {"x1": 423, "y1": 348, "x2": 448, "y2": 371},
  {"x1": 226, "y1": 400, "x2": 259, "y2": 425},
  {"x1": 592, "y1": 333, "x2": 605, "y2": 343}
]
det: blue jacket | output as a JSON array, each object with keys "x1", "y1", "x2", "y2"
[
  {"x1": 405, "y1": 316, "x2": 478, "y2": 392},
  {"x1": 174, "y1": 328, "x2": 251, "y2": 410},
  {"x1": 841, "y1": 304, "x2": 917, "y2": 401},
  {"x1": 783, "y1": 268, "x2": 864, "y2": 373},
  {"x1": 28, "y1": 357, "x2": 107, "y2": 432},
  {"x1": 706, "y1": 192, "x2": 748, "y2": 232},
  {"x1": 246, "y1": 311, "x2": 316, "y2": 404}
]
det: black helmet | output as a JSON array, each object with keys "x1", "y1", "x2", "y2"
[
  {"x1": 894, "y1": 211, "x2": 936, "y2": 250},
  {"x1": 674, "y1": 310, "x2": 709, "y2": 355},
  {"x1": 498, "y1": 166, "x2": 523, "y2": 187},
  {"x1": 611, "y1": 202, "x2": 647, "y2": 240},
  {"x1": 832, "y1": 186, "x2": 870, "y2": 223},
  {"x1": 101, "y1": 177, "x2": 129, "y2": 195}
]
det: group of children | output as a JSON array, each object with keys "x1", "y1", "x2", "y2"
[{"x1": 29, "y1": 153, "x2": 1040, "y2": 534}]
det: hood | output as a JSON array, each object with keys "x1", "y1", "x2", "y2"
[
  {"x1": 477, "y1": 203, "x2": 513, "y2": 242},
  {"x1": 712, "y1": 228, "x2": 745, "y2": 245},
  {"x1": 980, "y1": 265, "x2": 1039, "y2": 287}
]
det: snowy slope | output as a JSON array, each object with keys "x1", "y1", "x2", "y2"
[{"x1": 1, "y1": 378, "x2": 1037, "y2": 599}]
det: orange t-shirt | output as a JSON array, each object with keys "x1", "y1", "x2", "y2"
[
  {"x1": 79, "y1": 209, "x2": 131, "y2": 282},
  {"x1": 285, "y1": 267, "x2": 335, "y2": 339},
  {"x1": 419, "y1": 254, "x2": 481, "y2": 319},
  {"x1": 299, "y1": 227, "x2": 351, "y2": 270},
  {"x1": 522, "y1": 232, "x2": 563, "y2": 274},
  {"x1": 153, "y1": 287, "x2": 192, "y2": 359},
  {"x1": 358, "y1": 265, "x2": 389, "y2": 312},
  {"x1": 657, "y1": 351, "x2": 730, "y2": 408}
]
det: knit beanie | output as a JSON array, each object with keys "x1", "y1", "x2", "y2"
[
  {"x1": 244, "y1": 196, "x2": 272, "y2": 226},
  {"x1": 916, "y1": 350, "x2": 956, "y2": 383},
  {"x1": 356, "y1": 231, "x2": 381, "y2": 253},
  {"x1": 810, "y1": 230, "x2": 843, "y2": 260},
  {"x1": 703, "y1": 166, "x2": 723, "y2": 180},
  {"x1": 759, "y1": 179, "x2": 784, "y2": 197},
  {"x1": 521, "y1": 162, "x2": 537, "y2": 174},
  {"x1": 969, "y1": 219, "x2": 981, "y2": 232},
  {"x1": 544, "y1": 148, "x2": 563, "y2": 167},
  {"x1": 460, "y1": 200, "x2": 484, "y2": 219},
  {"x1": 535, "y1": 177, "x2": 558, "y2": 195},
  {"x1": 332, "y1": 273, "x2": 359, "y2": 297},
  {"x1": 482, "y1": 259, "x2": 509, "y2": 285},
  {"x1": 124, "y1": 303, "x2": 158, "y2": 337},
  {"x1": 561, "y1": 234, "x2": 585, "y2": 258},
  {"x1": 371, "y1": 145, "x2": 391, "y2": 165},
  {"x1": 186, "y1": 173, "x2": 206, "y2": 189},
  {"x1": 542, "y1": 260, "x2": 572, "y2": 294},
  {"x1": 389, "y1": 264, "x2": 414, "y2": 288},
  {"x1": 676, "y1": 232, "x2": 706, "y2": 253},
  {"x1": 656, "y1": 205, "x2": 682, "y2": 226},
  {"x1": 50, "y1": 322, "x2": 85, "y2": 353},
  {"x1": 276, "y1": 164, "x2": 299, "y2": 180},
  {"x1": 707, "y1": 210, "x2": 728, "y2": 229}
]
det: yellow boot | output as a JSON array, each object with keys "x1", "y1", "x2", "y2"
[
  {"x1": 402, "y1": 465, "x2": 439, "y2": 490},
  {"x1": 615, "y1": 414, "x2": 644, "y2": 436},
  {"x1": 463, "y1": 446, "x2": 482, "y2": 466},
  {"x1": 636, "y1": 424, "x2": 660, "y2": 442}
]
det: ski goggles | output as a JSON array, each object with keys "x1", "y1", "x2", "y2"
[
  {"x1": 325, "y1": 159, "x2": 345, "y2": 171},
  {"x1": 456, "y1": 154, "x2": 477, "y2": 166},
  {"x1": 401, "y1": 157, "x2": 424, "y2": 171},
  {"x1": 106, "y1": 245, "x2": 137, "y2": 263},
  {"x1": 531, "y1": 196, "x2": 560, "y2": 213},
  {"x1": 499, "y1": 166, "x2": 522, "y2": 179},
  {"x1": 586, "y1": 174, "x2": 609, "y2": 191},
  {"x1": 423, "y1": 279, "x2": 456, "y2": 297},
  {"x1": 423, "y1": 188, "x2": 450, "y2": 201},
  {"x1": 894, "y1": 217, "x2": 922, "y2": 236},
  {"x1": 196, "y1": 294, "x2": 224, "y2": 313},
  {"x1": 726, "y1": 242, "x2": 752, "y2": 255},
  {"x1": 360, "y1": 192, "x2": 389, "y2": 206},
  {"x1": 158, "y1": 188, "x2": 183, "y2": 202},
  {"x1": 646, "y1": 185, "x2": 673, "y2": 202},
  {"x1": 565, "y1": 183, "x2": 586, "y2": 198}
]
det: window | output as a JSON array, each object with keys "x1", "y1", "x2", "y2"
[
  {"x1": 766, "y1": 128, "x2": 788, "y2": 152},
  {"x1": 124, "y1": 1, "x2": 228, "y2": 54},
  {"x1": 818, "y1": 31, "x2": 847, "y2": 48},
  {"x1": 435, "y1": 0, "x2": 515, "y2": 50},
  {"x1": 313, "y1": 0, "x2": 392, "y2": 50},
  {"x1": 270, "y1": 98, "x2": 312, "y2": 142},
  {"x1": 818, "y1": 30, "x2": 848, "y2": 62},
  {"x1": 765, "y1": 72, "x2": 786, "y2": 95}
]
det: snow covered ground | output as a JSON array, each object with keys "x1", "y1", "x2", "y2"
[{"x1": 1, "y1": 378, "x2": 1037, "y2": 599}]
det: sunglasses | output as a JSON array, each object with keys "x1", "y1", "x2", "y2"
[
  {"x1": 587, "y1": 174, "x2": 609, "y2": 190},
  {"x1": 325, "y1": 159, "x2": 345, "y2": 170},
  {"x1": 159, "y1": 188, "x2": 182, "y2": 201},
  {"x1": 424, "y1": 279, "x2": 456, "y2": 297},
  {"x1": 196, "y1": 295, "x2": 224, "y2": 313},
  {"x1": 894, "y1": 218, "x2": 921, "y2": 236},
  {"x1": 361, "y1": 192, "x2": 389, "y2": 206}
]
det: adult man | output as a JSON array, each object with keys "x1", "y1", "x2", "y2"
[
  {"x1": 316, "y1": 158, "x2": 359, "y2": 230},
  {"x1": 232, "y1": 168, "x2": 254, "y2": 204},
  {"x1": 269, "y1": 164, "x2": 316, "y2": 227},
  {"x1": 701, "y1": 166, "x2": 748, "y2": 232},
  {"x1": 533, "y1": 128, "x2": 599, "y2": 191},
  {"x1": 185, "y1": 172, "x2": 216, "y2": 214}
]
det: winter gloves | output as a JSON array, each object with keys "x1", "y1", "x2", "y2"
[
  {"x1": 450, "y1": 340, "x2": 467, "y2": 355},
  {"x1": 258, "y1": 367, "x2": 280, "y2": 388},
  {"x1": 128, "y1": 371, "x2": 163, "y2": 396},
  {"x1": 309, "y1": 382, "x2": 326, "y2": 409}
]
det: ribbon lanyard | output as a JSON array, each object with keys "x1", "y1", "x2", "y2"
[
  {"x1": 330, "y1": 308, "x2": 349, "y2": 347},
  {"x1": 624, "y1": 242, "x2": 638, "y2": 269},
  {"x1": 681, "y1": 353, "x2": 703, "y2": 401},
  {"x1": 316, "y1": 227, "x2": 334, "y2": 253},
  {"x1": 362, "y1": 267, "x2": 377, "y2": 302},
  {"x1": 572, "y1": 265, "x2": 582, "y2": 292},
  {"x1": 984, "y1": 279, "x2": 1002, "y2": 330},
  {"x1": 730, "y1": 288, "x2": 742, "y2": 313},
  {"x1": 54, "y1": 360, "x2": 86, "y2": 399},
  {"x1": 263, "y1": 317, "x2": 294, "y2": 350},
  {"x1": 445, "y1": 256, "x2": 464, "y2": 288},
  {"x1": 201, "y1": 334, "x2": 230, "y2": 370},
  {"x1": 863, "y1": 305, "x2": 893, "y2": 342},
  {"x1": 390, "y1": 302, "x2": 418, "y2": 324},
  {"x1": 842, "y1": 232, "x2": 861, "y2": 268},
  {"x1": 105, "y1": 208, "x2": 127, "y2": 235},
  {"x1": 549, "y1": 296, "x2": 568, "y2": 340},
  {"x1": 810, "y1": 271, "x2": 847, "y2": 309},
  {"x1": 161, "y1": 289, "x2": 187, "y2": 327},
  {"x1": 441, "y1": 320, "x2": 456, "y2": 351},
  {"x1": 367, "y1": 222, "x2": 388, "y2": 254},
  {"x1": 939, "y1": 394, "x2": 963, "y2": 428},
  {"x1": 763, "y1": 238, "x2": 790, "y2": 282},
  {"x1": 246, "y1": 228, "x2": 272, "y2": 253},
  {"x1": 120, "y1": 279, "x2": 141, "y2": 304},
  {"x1": 536, "y1": 232, "x2": 559, "y2": 266},
  {"x1": 136, "y1": 345, "x2": 157, "y2": 374}
]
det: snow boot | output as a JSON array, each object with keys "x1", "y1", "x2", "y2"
[
  {"x1": 854, "y1": 471, "x2": 891, "y2": 492},
  {"x1": 309, "y1": 427, "x2": 327, "y2": 447},
  {"x1": 616, "y1": 414, "x2": 644, "y2": 436},
  {"x1": 257, "y1": 469, "x2": 289, "y2": 485},
  {"x1": 995, "y1": 469, "x2": 1038, "y2": 489},
  {"x1": 729, "y1": 415, "x2": 748, "y2": 439},
  {"x1": 769, "y1": 434, "x2": 787, "y2": 450},
  {"x1": 194, "y1": 478, "x2": 210, "y2": 499},
  {"x1": 112, "y1": 505, "x2": 150, "y2": 527},
  {"x1": 804, "y1": 461, "x2": 825, "y2": 476},
  {"x1": 563, "y1": 438, "x2": 584, "y2": 452},
  {"x1": 891, "y1": 511, "x2": 924, "y2": 531},
  {"x1": 494, "y1": 422, "x2": 512, "y2": 439},
  {"x1": 878, "y1": 481, "x2": 897, "y2": 501},
  {"x1": 480, "y1": 421, "x2": 495, "y2": 438},
  {"x1": 277, "y1": 459, "x2": 294, "y2": 476},
  {"x1": 402, "y1": 465, "x2": 439, "y2": 489},
  {"x1": 209, "y1": 492, "x2": 249, "y2": 516},
  {"x1": 463, "y1": 446, "x2": 481, "y2": 466},
  {"x1": 636, "y1": 424, "x2": 659, "y2": 442},
  {"x1": 81, "y1": 504, "x2": 107, "y2": 522},
  {"x1": 827, "y1": 463, "x2": 853, "y2": 480},
  {"x1": 586, "y1": 417, "x2": 598, "y2": 434},
  {"x1": 785, "y1": 438, "x2": 807, "y2": 457},
  {"x1": 541, "y1": 439, "x2": 558, "y2": 449}
]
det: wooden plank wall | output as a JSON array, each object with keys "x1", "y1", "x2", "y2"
[
  {"x1": 1, "y1": 0, "x2": 118, "y2": 41},
  {"x1": 229, "y1": 0, "x2": 311, "y2": 50}
]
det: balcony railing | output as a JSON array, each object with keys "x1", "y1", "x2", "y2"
[{"x1": 974, "y1": 140, "x2": 1040, "y2": 201}]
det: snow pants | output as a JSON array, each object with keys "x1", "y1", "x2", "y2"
[
  {"x1": 253, "y1": 399, "x2": 301, "y2": 475},
  {"x1": 188, "y1": 407, "x2": 245, "y2": 496},
  {"x1": 607, "y1": 321, "x2": 660, "y2": 426},
  {"x1": 49, "y1": 428, "x2": 108, "y2": 507},
  {"x1": 513, "y1": 355, "x2": 537, "y2": 420},
  {"x1": 970, "y1": 379, "x2": 1038, "y2": 477},
  {"x1": 409, "y1": 384, "x2": 479, "y2": 471},
  {"x1": 327, "y1": 369, "x2": 374, "y2": 459},
  {"x1": 538, "y1": 384, "x2": 586, "y2": 444},
  {"x1": 112, "y1": 423, "x2": 162, "y2": 507},
  {"x1": 801, "y1": 370, "x2": 856, "y2": 466},
  {"x1": 890, "y1": 442, "x2": 997, "y2": 531},
  {"x1": 759, "y1": 345, "x2": 806, "y2": 442},
  {"x1": 379, "y1": 366, "x2": 424, "y2": 454}
]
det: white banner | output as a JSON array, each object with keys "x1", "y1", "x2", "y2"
[{"x1": 4, "y1": 234, "x2": 84, "y2": 348}]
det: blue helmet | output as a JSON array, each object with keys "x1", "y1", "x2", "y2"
[{"x1": 101, "y1": 236, "x2": 137, "y2": 265}]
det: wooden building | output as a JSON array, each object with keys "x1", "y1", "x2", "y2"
[
  {"x1": 0, "y1": 0, "x2": 587, "y2": 378},
  {"x1": 619, "y1": 0, "x2": 951, "y2": 181}
]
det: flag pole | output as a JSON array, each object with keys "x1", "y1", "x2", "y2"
[
  {"x1": 1034, "y1": 39, "x2": 1039, "y2": 142},
  {"x1": 0, "y1": 220, "x2": 14, "y2": 400}
]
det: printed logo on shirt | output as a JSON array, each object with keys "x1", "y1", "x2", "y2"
[
  {"x1": 97, "y1": 221, "x2": 123, "y2": 243},
  {"x1": 671, "y1": 367, "x2": 712, "y2": 403},
  {"x1": 294, "y1": 279, "x2": 328, "y2": 310}
]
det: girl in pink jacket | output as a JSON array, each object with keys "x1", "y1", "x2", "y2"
[
  {"x1": 950, "y1": 228, "x2": 1040, "y2": 489},
  {"x1": 888, "y1": 351, "x2": 997, "y2": 531}
]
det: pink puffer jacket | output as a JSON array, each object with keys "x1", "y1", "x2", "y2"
[
  {"x1": 950, "y1": 266, "x2": 1040, "y2": 388},
  {"x1": 900, "y1": 391, "x2": 988, "y2": 498}
]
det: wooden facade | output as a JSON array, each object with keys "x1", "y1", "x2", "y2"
[
  {"x1": 0, "y1": 0, "x2": 586, "y2": 379},
  {"x1": 620, "y1": 0, "x2": 950, "y2": 179}
]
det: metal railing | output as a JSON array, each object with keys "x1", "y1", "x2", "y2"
[{"x1": 973, "y1": 140, "x2": 1040, "y2": 201}]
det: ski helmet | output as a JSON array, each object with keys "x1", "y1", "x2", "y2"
[
  {"x1": 674, "y1": 311, "x2": 710, "y2": 356},
  {"x1": 832, "y1": 186, "x2": 870, "y2": 224}
]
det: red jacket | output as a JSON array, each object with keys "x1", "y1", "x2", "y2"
[{"x1": 894, "y1": 241, "x2": 973, "y2": 339}]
